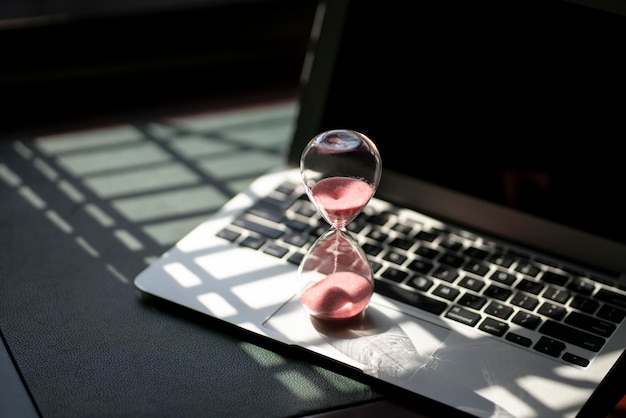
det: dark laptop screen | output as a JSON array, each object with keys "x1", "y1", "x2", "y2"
[{"x1": 310, "y1": 0, "x2": 626, "y2": 246}]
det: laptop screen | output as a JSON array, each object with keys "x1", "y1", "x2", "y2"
[{"x1": 293, "y1": 0, "x2": 626, "y2": 263}]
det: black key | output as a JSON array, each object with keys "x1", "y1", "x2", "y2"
[
  {"x1": 562, "y1": 352, "x2": 590, "y2": 367},
  {"x1": 445, "y1": 306, "x2": 481, "y2": 326},
  {"x1": 534, "y1": 336, "x2": 566, "y2": 357},
  {"x1": 515, "y1": 260, "x2": 541, "y2": 277},
  {"x1": 479, "y1": 317, "x2": 509, "y2": 337},
  {"x1": 233, "y1": 215, "x2": 283, "y2": 239},
  {"x1": 408, "y1": 259, "x2": 434, "y2": 275},
  {"x1": 489, "y1": 253, "x2": 515, "y2": 268},
  {"x1": 567, "y1": 278, "x2": 595, "y2": 295},
  {"x1": 570, "y1": 295, "x2": 600, "y2": 314},
  {"x1": 439, "y1": 252, "x2": 464, "y2": 268},
  {"x1": 248, "y1": 204, "x2": 285, "y2": 223},
  {"x1": 564, "y1": 311, "x2": 616, "y2": 337},
  {"x1": 463, "y1": 246, "x2": 489, "y2": 260},
  {"x1": 511, "y1": 292, "x2": 539, "y2": 310},
  {"x1": 594, "y1": 288, "x2": 626, "y2": 309},
  {"x1": 217, "y1": 228, "x2": 240, "y2": 242},
  {"x1": 458, "y1": 276, "x2": 485, "y2": 292},
  {"x1": 263, "y1": 244, "x2": 289, "y2": 258},
  {"x1": 512, "y1": 311, "x2": 542, "y2": 330},
  {"x1": 367, "y1": 229, "x2": 388, "y2": 242},
  {"x1": 374, "y1": 280, "x2": 448, "y2": 315},
  {"x1": 390, "y1": 237, "x2": 413, "y2": 250},
  {"x1": 362, "y1": 243, "x2": 384, "y2": 256},
  {"x1": 543, "y1": 286, "x2": 571, "y2": 304},
  {"x1": 458, "y1": 293, "x2": 487, "y2": 310},
  {"x1": 462, "y1": 261, "x2": 490, "y2": 277},
  {"x1": 539, "y1": 320, "x2": 605, "y2": 352},
  {"x1": 240, "y1": 235, "x2": 266, "y2": 250},
  {"x1": 431, "y1": 266, "x2": 458, "y2": 283},
  {"x1": 483, "y1": 284, "x2": 512, "y2": 301},
  {"x1": 381, "y1": 267, "x2": 409, "y2": 283},
  {"x1": 540, "y1": 270, "x2": 569, "y2": 286},
  {"x1": 506, "y1": 332, "x2": 532, "y2": 347},
  {"x1": 489, "y1": 270, "x2": 517, "y2": 286},
  {"x1": 416, "y1": 245, "x2": 439, "y2": 260},
  {"x1": 416, "y1": 230, "x2": 437, "y2": 242},
  {"x1": 285, "y1": 218, "x2": 309, "y2": 232},
  {"x1": 287, "y1": 252, "x2": 304, "y2": 265},
  {"x1": 383, "y1": 251, "x2": 408, "y2": 266},
  {"x1": 537, "y1": 302, "x2": 566, "y2": 320},
  {"x1": 484, "y1": 302, "x2": 513, "y2": 319},
  {"x1": 282, "y1": 232, "x2": 309, "y2": 247},
  {"x1": 515, "y1": 278, "x2": 544, "y2": 295},
  {"x1": 432, "y1": 284, "x2": 460, "y2": 301},
  {"x1": 597, "y1": 304, "x2": 626, "y2": 323},
  {"x1": 406, "y1": 276, "x2": 434, "y2": 292}
]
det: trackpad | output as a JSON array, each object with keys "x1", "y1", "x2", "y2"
[{"x1": 263, "y1": 297, "x2": 450, "y2": 379}]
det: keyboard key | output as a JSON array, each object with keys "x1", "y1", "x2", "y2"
[
  {"x1": 533, "y1": 336, "x2": 566, "y2": 357},
  {"x1": 263, "y1": 244, "x2": 289, "y2": 258},
  {"x1": 406, "y1": 276, "x2": 434, "y2": 292},
  {"x1": 408, "y1": 259, "x2": 434, "y2": 275},
  {"x1": 505, "y1": 332, "x2": 532, "y2": 347},
  {"x1": 488, "y1": 253, "x2": 515, "y2": 268},
  {"x1": 537, "y1": 302, "x2": 567, "y2": 320},
  {"x1": 431, "y1": 266, "x2": 458, "y2": 283},
  {"x1": 458, "y1": 293, "x2": 487, "y2": 310},
  {"x1": 383, "y1": 251, "x2": 408, "y2": 266},
  {"x1": 543, "y1": 286, "x2": 571, "y2": 304},
  {"x1": 432, "y1": 284, "x2": 460, "y2": 301},
  {"x1": 479, "y1": 317, "x2": 509, "y2": 337},
  {"x1": 515, "y1": 278, "x2": 544, "y2": 295},
  {"x1": 540, "y1": 270, "x2": 569, "y2": 286},
  {"x1": 462, "y1": 261, "x2": 490, "y2": 277},
  {"x1": 594, "y1": 288, "x2": 626, "y2": 309},
  {"x1": 445, "y1": 306, "x2": 481, "y2": 326},
  {"x1": 489, "y1": 270, "x2": 517, "y2": 286},
  {"x1": 233, "y1": 215, "x2": 283, "y2": 239},
  {"x1": 562, "y1": 352, "x2": 590, "y2": 367},
  {"x1": 570, "y1": 295, "x2": 600, "y2": 314},
  {"x1": 512, "y1": 311, "x2": 542, "y2": 330},
  {"x1": 374, "y1": 280, "x2": 448, "y2": 315},
  {"x1": 463, "y1": 246, "x2": 489, "y2": 260},
  {"x1": 381, "y1": 267, "x2": 409, "y2": 283},
  {"x1": 484, "y1": 302, "x2": 513, "y2": 319},
  {"x1": 217, "y1": 228, "x2": 240, "y2": 242},
  {"x1": 515, "y1": 260, "x2": 541, "y2": 277},
  {"x1": 459, "y1": 277, "x2": 485, "y2": 292},
  {"x1": 439, "y1": 252, "x2": 464, "y2": 268},
  {"x1": 564, "y1": 311, "x2": 616, "y2": 337},
  {"x1": 539, "y1": 320, "x2": 605, "y2": 352},
  {"x1": 483, "y1": 284, "x2": 512, "y2": 301},
  {"x1": 511, "y1": 292, "x2": 539, "y2": 310},
  {"x1": 597, "y1": 304, "x2": 626, "y2": 323}
]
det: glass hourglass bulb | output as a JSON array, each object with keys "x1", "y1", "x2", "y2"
[
  {"x1": 298, "y1": 228, "x2": 374, "y2": 320},
  {"x1": 297, "y1": 129, "x2": 382, "y2": 320},
  {"x1": 300, "y1": 129, "x2": 382, "y2": 230}
]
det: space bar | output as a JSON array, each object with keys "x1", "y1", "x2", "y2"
[{"x1": 374, "y1": 280, "x2": 448, "y2": 315}]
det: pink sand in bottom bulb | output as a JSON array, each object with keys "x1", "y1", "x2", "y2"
[
  {"x1": 300, "y1": 271, "x2": 373, "y2": 320},
  {"x1": 311, "y1": 177, "x2": 374, "y2": 227}
]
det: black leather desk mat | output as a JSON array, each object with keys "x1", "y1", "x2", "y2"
[{"x1": 0, "y1": 103, "x2": 384, "y2": 417}]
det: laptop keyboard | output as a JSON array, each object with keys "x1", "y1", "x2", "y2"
[{"x1": 218, "y1": 180, "x2": 626, "y2": 368}]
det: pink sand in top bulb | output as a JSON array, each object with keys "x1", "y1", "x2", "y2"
[
  {"x1": 300, "y1": 271, "x2": 373, "y2": 320},
  {"x1": 310, "y1": 177, "x2": 374, "y2": 227}
]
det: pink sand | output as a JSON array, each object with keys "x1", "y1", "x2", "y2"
[{"x1": 300, "y1": 271, "x2": 373, "y2": 320}]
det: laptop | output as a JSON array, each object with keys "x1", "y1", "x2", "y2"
[{"x1": 134, "y1": 1, "x2": 626, "y2": 417}]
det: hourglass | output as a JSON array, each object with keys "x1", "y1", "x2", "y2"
[{"x1": 298, "y1": 129, "x2": 382, "y2": 320}]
